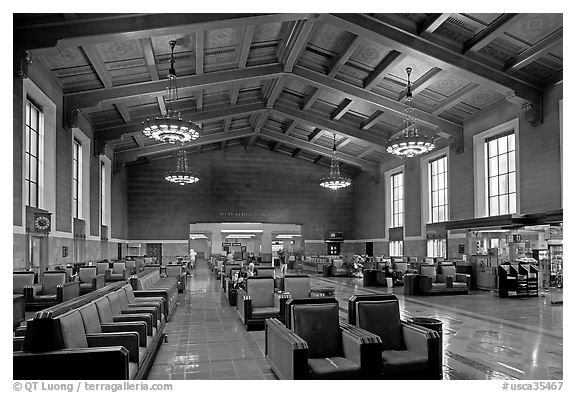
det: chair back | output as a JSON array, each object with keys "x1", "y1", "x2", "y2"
[
  {"x1": 96, "y1": 262, "x2": 109, "y2": 275},
  {"x1": 245, "y1": 277, "x2": 274, "y2": 308},
  {"x1": 256, "y1": 266, "x2": 275, "y2": 278},
  {"x1": 224, "y1": 263, "x2": 240, "y2": 278},
  {"x1": 349, "y1": 295, "x2": 404, "y2": 351},
  {"x1": 420, "y1": 265, "x2": 437, "y2": 279},
  {"x1": 42, "y1": 271, "x2": 67, "y2": 294},
  {"x1": 78, "y1": 266, "x2": 97, "y2": 283},
  {"x1": 125, "y1": 260, "x2": 136, "y2": 274},
  {"x1": 165, "y1": 264, "x2": 182, "y2": 277},
  {"x1": 57, "y1": 310, "x2": 88, "y2": 349},
  {"x1": 13, "y1": 272, "x2": 35, "y2": 294},
  {"x1": 394, "y1": 262, "x2": 408, "y2": 272},
  {"x1": 283, "y1": 275, "x2": 310, "y2": 298},
  {"x1": 290, "y1": 300, "x2": 340, "y2": 358},
  {"x1": 439, "y1": 265, "x2": 456, "y2": 276},
  {"x1": 77, "y1": 302, "x2": 103, "y2": 334},
  {"x1": 112, "y1": 262, "x2": 126, "y2": 274}
]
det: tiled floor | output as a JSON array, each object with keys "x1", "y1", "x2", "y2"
[{"x1": 147, "y1": 259, "x2": 563, "y2": 380}]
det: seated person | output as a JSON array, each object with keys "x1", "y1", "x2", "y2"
[
  {"x1": 247, "y1": 262, "x2": 256, "y2": 277},
  {"x1": 232, "y1": 271, "x2": 246, "y2": 291}
]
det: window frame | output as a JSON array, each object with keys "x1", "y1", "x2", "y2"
[
  {"x1": 72, "y1": 138, "x2": 82, "y2": 219},
  {"x1": 391, "y1": 172, "x2": 404, "y2": 228},
  {"x1": 485, "y1": 131, "x2": 516, "y2": 216},
  {"x1": 428, "y1": 155, "x2": 448, "y2": 223},
  {"x1": 389, "y1": 240, "x2": 404, "y2": 257},
  {"x1": 25, "y1": 98, "x2": 42, "y2": 208}
]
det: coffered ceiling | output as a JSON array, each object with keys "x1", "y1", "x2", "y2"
[{"x1": 14, "y1": 13, "x2": 562, "y2": 174}]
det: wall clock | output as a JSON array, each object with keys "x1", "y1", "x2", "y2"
[{"x1": 34, "y1": 215, "x2": 51, "y2": 231}]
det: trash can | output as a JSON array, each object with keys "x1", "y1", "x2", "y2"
[
  {"x1": 323, "y1": 264, "x2": 332, "y2": 277},
  {"x1": 363, "y1": 269, "x2": 376, "y2": 286},
  {"x1": 404, "y1": 273, "x2": 418, "y2": 295},
  {"x1": 409, "y1": 317, "x2": 443, "y2": 379}
]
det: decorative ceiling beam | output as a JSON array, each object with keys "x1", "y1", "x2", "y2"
[
  {"x1": 223, "y1": 118, "x2": 232, "y2": 133},
  {"x1": 260, "y1": 129, "x2": 377, "y2": 171},
  {"x1": 302, "y1": 87, "x2": 321, "y2": 110},
  {"x1": 65, "y1": 63, "x2": 284, "y2": 110},
  {"x1": 283, "y1": 119, "x2": 297, "y2": 135},
  {"x1": 98, "y1": 101, "x2": 265, "y2": 141},
  {"x1": 157, "y1": 97, "x2": 167, "y2": 116},
  {"x1": 431, "y1": 83, "x2": 480, "y2": 116},
  {"x1": 292, "y1": 66, "x2": 462, "y2": 137},
  {"x1": 271, "y1": 141, "x2": 281, "y2": 152},
  {"x1": 141, "y1": 38, "x2": 159, "y2": 81},
  {"x1": 327, "y1": 35, "x2": 361, "y2": 77},
  {"x1": 195, "y1": 30, "x2": 204, "y2": 75},
  {"x1": 398, "y1": 68, "x2": 445, "y2": 101},
  {"x1": 133, "y1": 133, "x2": 145, "y2": 148},
  {"x1": 238, "y1": 25, "x2": 256, "y2": 68},
  {"x1": 273, "y1": 105, "x2": 391, "y2": 147},
  {"x1": 116, "y1": 127, "x2": 255, "y2": 163},
  {"x1": 82, "y1": 45, "x2": 113, "y2": 88},
  {"x1": 307, "y1": 128, "x2": 323, "y2": 142},
  {"x1": 116, "y1": 104, "x2": 131, "y2": 123},
  {"x1": 331, "y1": 98, "x2": 354, "y2": 120},
  {"x1": 253, "y1": 112, "x2": 268, "y2": 133},
  {"x1": 357, "y1": 145, "x2": 378, "y2": 158},
  {"x1": 363, "y1": 50, "x2": 405, "y2": 90},
  {"x1": 326, "y1": 14, "x2": 541, "y2": 109},
  {"x1": 221, "y1": 140, "x2": 227, "y2": 150},
  {"x1": 313, "y1": 156, "x2": 323, "y2": 164},
  {"x1": 504, "y1": 28, "x2": 563, "y2": 73},
  {"x1": 336, "y1": 138, "x2": 352, "y2": 149},
  {"x1": 462, "y1": 14, "x2": 522, "y2": 54},
  {"x1": 361, "y1": 110, "x2": 386, "y2": 130},
  {"x1": 291, "y1": 148, "x2": 302, "y2": 158},
  {"x1": 230, "y1": 84, "x2": 240, "y2": 105},
  {"x1": 266, "y1": 76, "x2": 286, "y2": 108},
  {"x1": 282, "y1": 15, "x2": 320, "y2": 72},
  {"x1": 246, "y1": 134, "x2": 258, "y2": 149},
  {"x1": 418, "y1": 13, "x2": 452, "y2": 35},
  {"x1": 16, "y1": 13, "x2": 310, "y2": 50}
]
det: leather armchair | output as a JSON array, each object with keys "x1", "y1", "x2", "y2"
[
  {"x1": 165, "y1": 264, "x2": 186, "y2": 293},
  {"x1": 96, "y1": 262, "x2": 110, "y2": 277},
  {"x1": 13, "y1": 272, "x2": 36, "y2": 295},
  {"x1": 281, "y1": 274, "x2": 312, "y2": 299},
  {"x1": 77, "y1": 266, "x2": 105, "y2": 294},
  {"x1": 265, "y1": 298, "x2": 382, "y2": 379},
  {"x1": 107, "y1": 262, "x2": 129, "y2": 282},
  {"x1": 125, "y1": 260, "x2": 137, "y2": 275},
  {"x1": 236, "y1": 276, "x2": 289, "y2": 330},
  {"x1": 439, "y1": 265, "x2": 470, "y2": 292},
  {"x1": 255, "y1": 266, "x2": 276, "y2": 278},
  {"x1": 418, "y1": 265, "x2": 468, "y2": 295},
  {"x1": 23, "y1": 271, "x2": 80, "y2": 311},
  {"x1": 347, "y1": 294, "x2": 442, "y2": 379}
]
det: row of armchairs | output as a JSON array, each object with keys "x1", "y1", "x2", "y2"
[
  {"x1": 129, "y1": 267, "x2": 182, "y2": 320},
  {"x1": 265, "y1": 295, "x2": 442, "y2": 380},
  {"x1": 14, "y1": 283, "x2": 166, "y2": 380},
  {"x1": 13, "y1": 271, "x2": 80, "y2": 311}
]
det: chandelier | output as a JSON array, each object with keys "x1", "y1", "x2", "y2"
[
  {"x1": 320, "y1": 134, "x2": 352, "y2": 191},
  {"x1": 142, "y1": 40, "x2": 201, "y2": 144},
  {"x1": 165, "y1": 148, "x2": 199, "y2": 185},
  {"x1": 385, "y1": 67, "x2": 435, "y2": 158}
]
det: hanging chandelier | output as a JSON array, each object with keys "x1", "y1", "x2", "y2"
[
  {"x1": 165, "y1": 148, "x2": 199, "y2": 185},
  {"x1": 142, "y1": 40, "x2": 201, "y2": 144},
  {"x1": 385, "y1": 67, "x2": 435, "y2": 158},
  {"x1": 320, "y1": 134, "x2": 352, "y2": 191}
]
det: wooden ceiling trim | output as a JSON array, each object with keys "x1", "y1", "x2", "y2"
[
  {"x1": 292, "y1": 148, "x2": 302, "y2": 158},
  {"x1": 260, "y1": 128, "x2": 377, "y2": 171},
  {"x1": 361, "y1": 110, "x2": 386, "y2": 130},
  {"x1": 505, "y1": 29, "x2": 563, "y2": 73},
  {"x1": 133, "y1": 133, "x2": 146, "y2": 148},
  {"x1": 462, "y1": 13, "x2": 523, "y2": 54},
  {"x1": 271, "y1": 141, "x2": 281, "y2": 152},
  {"x1": 363, "y1": 50, "x2": 405, "y2": 90},
  {"x1": 157, "y1": 97, "x2": 167, "y2": 116},
  {"x1": 327, "y1": 14, "x2": 541, "y2": 109},
  {"x1": 246, "y1": 134, "x2": 258, "y2": 149},
  {"x1": 331, "y1": 99, "x2": 354, "y2": 120},
  {"x1": 327, "y1": 35, "x2": 362, "y2": 77},
  {"x1": 399, "y1": 67, "x2": 445, "y2": 101},
  {"x1": 17, "y1": 13, "x2": 310, "y2": 50},
  {"x1": 65, "y1": 63, "x2": 284, "y2": 110},
  {"x1": 229, "y1": 84, "x2": 240, "y2": 105},
  {"x1": 336, "y1": 137, "x2": 352, "y2": 149},
  {"x1": 116, "y1": 127, "x2": 255, "y2": 163},
  {"x1": 253, "y1": 112, "x2": 268, "y2": 133},
  {"x1": 357, "y1": 145, "x2": 378, "y2": 158},
  {"x1": 307, "y1": 127, "x2": 323, "y2": 142},
  {"x1": 292, "y1": 66, "x2": 462, "y2": 137},
  {"x1": 221, "y1": 140, "x2": 227, "y2": 150},
  {"x1": 141, "y1": 38, "x2": 159, "y2": 81},
  {"x1": 273, "y1": 105, "x2": 390, "y2": 148},
  {"x1": 431, "y1": 83, "x2": 480, "y2": 116},
  {"x1": 238, "y1": 25, "x2": 256, "y2": 68},
  {"x1": 82, "y1": 45, "x2": 113, "y2": 88},
  {"x1": 116, "y1": 104, "x2": 131, "y2": 123},
  {"x1": 418, "y1": 13, "x2": 453, "y2": 36},
  {"x1": 195, "y1": 30, "x2": 205, "y2": 75},
  {"x1": 98, "y1": 101, "x2": 266, "y2": 141},
  {"x1": 313, "y1": 156, "x2": 323, "y2": 164},
  {"x1": 302, "y1": 87, "x2": 321, "y2": 110},
  {"x1": 283, "y1": 119, "x2": 297, "y2": 135},
  {"x1": 195, "y1": 91, "x2": 203, "y2": 110},
  {"x1": 266, "y1": 76, "x2": 286, "y2": 108},
  {"x1": 282, "y1": 15, "x2": 320, "y2": 72}
]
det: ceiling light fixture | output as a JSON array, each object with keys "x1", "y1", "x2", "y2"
[
  {"x1": 165, "y1": 147, "x2": 199, "y2": 185},
  {"x1": 385, "y1": 67, "x2": 435, "y2": 158},
  {"x1": 142, "y1": 40, "x2": 201, "y2": 144},
  {"x1": 320, "y1": 133, "x2": 352, "y2": 191}
]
